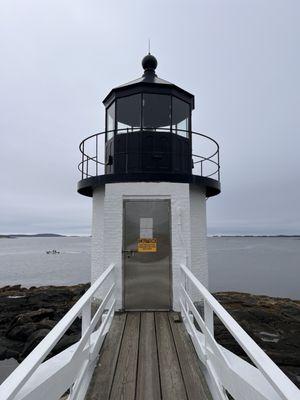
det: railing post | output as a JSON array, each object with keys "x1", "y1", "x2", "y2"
[
  {"x1": 81, "y1": 301, "x2": 91, "y2": 335},
  {"x1": 179, "y1": 268, "x2": 186, "y2": 318},
  {"x1": 204, "y1": 300, "x2": 214, "y2": 354},
  {"x1": 185, "y1": 272, "x2": 189, "y2": 315},
  {"x1": 113, "y1": 264, "x2": 117, "y2": 311},
  {"x1": 96, "y1": 135, "x2": 98, "y2": 176},
  {"x1": 82, "y1": 300, "x2": 92, "y2": 357},
  {"x1": 82, "y1": 142, "x2": 84, "y2": 179},
  {"x1": 180, "y1": 267, "x2": 194, "y2": 335}
]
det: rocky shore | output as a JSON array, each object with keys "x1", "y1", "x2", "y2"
[
  {"x1": 214, "y1": 292, "x2": 300, "y2": 388},
  {"x1": 0, "y1": 285, "x2": 299, "y2": 388},
  {"x1": 0, "y1": 284, "x2": 89, "y2": 362}
]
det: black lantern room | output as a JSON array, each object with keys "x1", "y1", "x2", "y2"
[
  {"x1": 78, "y1": 54, "x2": 220, "y2": 197},
  {"x1": 103, "y1": 54, "x2": 194, "y2": 176}
]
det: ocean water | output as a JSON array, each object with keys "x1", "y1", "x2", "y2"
[
  {"x1": 0, "y1": 236, "x2": 299, "y2": 299},
  {"x1": 0, "y1": 235, "x2": 299, "y2": 383},
  {"x1": 0, "y1": 236, "x2": 91, "y2": 287},
  {"x1": 207, "y1": 236, "x2": 300, "y2": 299}
]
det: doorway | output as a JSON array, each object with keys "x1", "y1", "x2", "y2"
[{"x1": 123, "y1": 200, "x2": 171, "y2": 310}]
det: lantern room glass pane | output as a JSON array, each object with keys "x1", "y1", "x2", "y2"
[
  {"x1": 117, "y1": 94, "x2": 141, "y2": 133},
  {"x1": 143, "y1": 94, "x2": 171, "y2": 131},
  {"x1": 172, "y1": 97, "x2": 190, "y2": 138},
  {"x1": 106, "y1": 102, "x2": 115, "y2": 140}
]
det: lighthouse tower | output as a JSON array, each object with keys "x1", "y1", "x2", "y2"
[{"x1": 78, "y1": 54, "x2": 220, "y2": 311}]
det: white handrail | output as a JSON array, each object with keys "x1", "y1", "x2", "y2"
[
  {"x1": 0, "y1": 263, "x2": 115, "y2": 400},
  {"x1": 180, "y1": 263, "x2": 300, "y2": 400}
]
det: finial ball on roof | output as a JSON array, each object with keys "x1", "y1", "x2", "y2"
[{"x1": 142, "y1": 54, "x2": 158, "y2": 72}]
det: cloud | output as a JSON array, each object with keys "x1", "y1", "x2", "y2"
[{"x1": 0, "y1": 0, "x2": 299, "y2": 234}]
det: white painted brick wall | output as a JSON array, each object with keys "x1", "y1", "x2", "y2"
[
  {"x1": 91, "y1": 182, "x2": 208, "y2": 310},
  {"x1": 90, "y1": 186, "x2": 107, "y2": 300},
  {"x1": 190, "y1": 185, "x2": 209, "y2": 301}
]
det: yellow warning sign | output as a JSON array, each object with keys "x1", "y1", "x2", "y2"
[{"x1": 138, "y1": 238, "x2": 157, "y2": 253}]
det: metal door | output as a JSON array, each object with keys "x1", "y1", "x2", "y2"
[{"x1": 123, "y1": 200, "x2": 171, "y2": 310}]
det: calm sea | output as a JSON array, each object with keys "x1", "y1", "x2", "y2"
[
  {"x1": 0, "y1": 236, "x2": 299, "y2": 299},
  {"x1": 0, "y1": 236, "x2": 91, "y2": 287},
  {"x1": 208, "y1": 236, "x2": 300, "y2": 299}
]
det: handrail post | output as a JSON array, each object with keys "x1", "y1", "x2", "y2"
[
  {"x1": 217, "y1": 150, "x2": 220, "y2": 181},
  {"x1": 179, "y1": 267, "x2": 185, "y2": 315},
  {"x1": 113, "y1": 265, "x2": 117, "y2": 310},
  {"x1": 184, "y1": 271, "x2": 189, "y2": 314},
  {"x1": 82, "y1": 299, "x2": 92, "y2": 358},
  {"x1": 82, "y1": 142, "x2": 84, "y2": 179},
  {"x1": 96, "y1": 135, "x2": 98, "y2": 176},
  {"x1": 81, "y1": 300, "x2": 91, "y2": 336},
  {"x1": 204, "y1": 300, "x2": 214, "y2": 354}
]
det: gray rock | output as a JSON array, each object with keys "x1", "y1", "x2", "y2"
[
  {"x1": 21, "y1": 329, "x2": 51, "y2": 359},
  {"x1": 212, "y1": 291, "x2": 300, "y2": 389},
  {"x1": 0, "y1": 283, "x2": 89, "y2": 362}
]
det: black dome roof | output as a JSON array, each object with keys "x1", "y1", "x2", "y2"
[{"x1": 103, "y1": 54, "x2": 194, "y2": 109}]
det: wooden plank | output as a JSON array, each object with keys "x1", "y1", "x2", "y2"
[
  {"x1": 155, "y1": 312, "x2": 187, "y2": 400},
  {"x1": 109, "y1": 312, "x2": 140, "y2": 400},
  {"x1": 136, "y1": 312, "x2": 161, "y2": 400},
  {"x1": 86, "y1": 313, "x2": 127, "y2": 400},
  {"x1": 168, "y1": 312, "x2": 213, "y2": 400}
]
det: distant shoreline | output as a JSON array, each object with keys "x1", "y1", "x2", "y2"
[
  {"x1": 209, "y1": 234, "x2": 300, "y2": 238},
  {"x1": 0, "y1": 234, "x2": 88, "y2": 239},
  {"x1": 0, "y1": 234, "x2": 299, "y2": 239}
]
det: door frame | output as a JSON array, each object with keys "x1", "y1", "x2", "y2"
[{"x1": 122, "y1": 198, "x2": 172, "y2": 311}]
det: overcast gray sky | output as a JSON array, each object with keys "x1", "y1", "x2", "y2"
[{"x1": 0, "y1": 0, "x2": 299, "y2": 235}]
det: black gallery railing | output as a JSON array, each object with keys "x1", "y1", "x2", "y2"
[{"x1": 78, "y1": 128, "x2": 220, "y2": 181}]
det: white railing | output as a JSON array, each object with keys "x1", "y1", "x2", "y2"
[
  {"x1": 180, "y1": 263, "x2": 300, "y2": 400},
  {"x1": 0, "y1": 263, "x2": 116, "y2": 400}
]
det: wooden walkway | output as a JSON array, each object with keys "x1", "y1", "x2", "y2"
[{"x1": 86, "y1": 312, "x2": 212, "y2": 400}]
